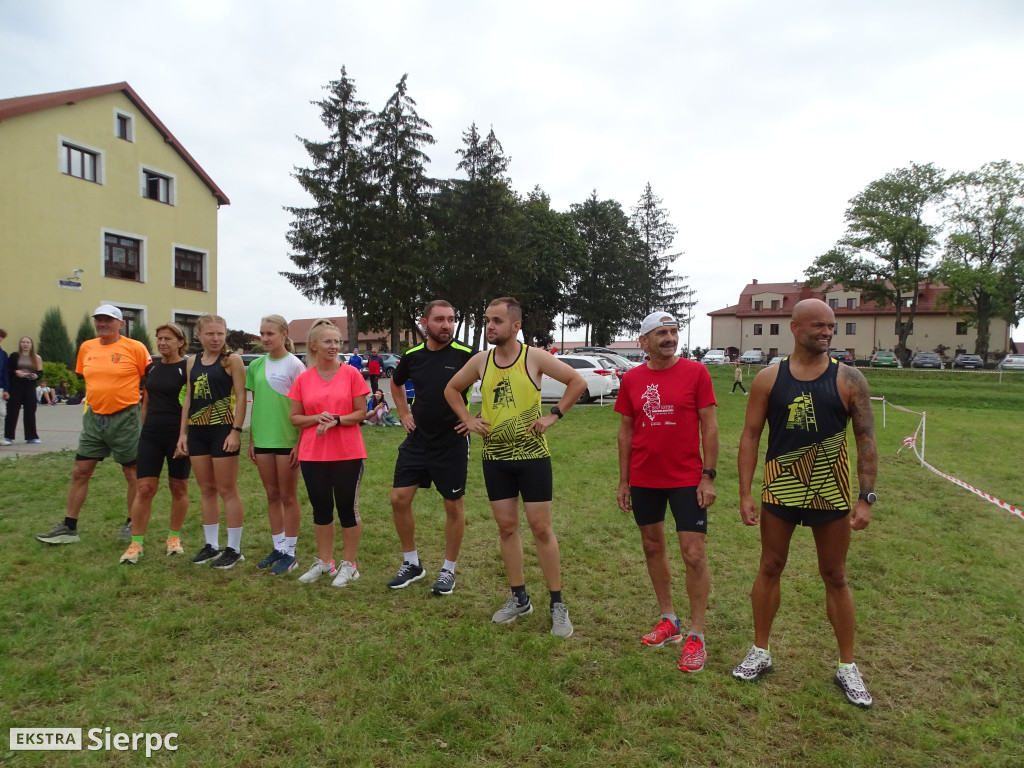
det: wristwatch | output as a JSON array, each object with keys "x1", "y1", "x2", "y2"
[
  {"x1": 231, "y1": 426, "x2": 242, "y2": 433},
  {"x1": 550, "y1": 406, "x2": 564, "y2": 419},
  {"x1": 858, "y1": 491, "x2": 877, "y2": 505},
  {"x1": 702, "y1": 468, "x2": 717, "y2": 480}
]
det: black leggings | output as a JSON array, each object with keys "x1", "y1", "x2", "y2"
[
  {"x1": 731, "y1": 381, "x2": 747, "y2": 393},
  {"x1": 4, "y1": 379, "x2": 38, "y2": 440},
  {"x1": 300, "y1": 459, "x2": 363, "y2": 527}
]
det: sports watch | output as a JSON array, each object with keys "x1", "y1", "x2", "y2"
[
  {"x1": 702, "y1": 468, "x2": 717, "y2": 480},
  {"x1": 858, "y1": 491, "x2": 877, "y2": 505},
  {"x1": 550, "y1": 406, "x2": 564, "y2": 419}
]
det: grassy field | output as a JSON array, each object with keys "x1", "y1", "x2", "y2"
[{"x1": 2, "y1": 366, "x2": 1022, "y2": 767}]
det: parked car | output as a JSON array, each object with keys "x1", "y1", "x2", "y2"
[
  {"x1": 870, "y1": 350, "x2": 901, "y2": 368},
  {"x1": 585, "y1": 352, "x2": 636, "y2": 379},
  {"x1": 469, "y1": 354, "x2": 617, "y2": 404},
  {"x1": 828, "y1": 349, "x2": 855, "y2": 366},
  {"x1": 738, "y1": 349, "x2": 764, "y2": 365},
  {"x1": 702, "y1": 349, "x2": 728, "y2": 365},
  {"x1": 768, "y1": 356, "x2": 784, "y2": 366},
  {"x1": 910, "y1": 352, "x2": 944, "y2": 369},
  {"x1": 997, "y1": 354, "x2": 1024, "y2": 370},
  {"x1": 952, "y1": 354, "x2": 984, "y2": 370}
]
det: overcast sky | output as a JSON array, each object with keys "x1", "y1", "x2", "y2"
[{"x1": 4, "y1": 0, "x2": 1023, "y2": 346}]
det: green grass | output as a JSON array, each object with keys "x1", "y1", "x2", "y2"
[{"x1": 2, "y1": 369, "x2": 1023, "y2": 766}]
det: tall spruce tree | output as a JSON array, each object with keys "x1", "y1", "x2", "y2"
[
  {"x1": 38, "y1": 307, "x2": 75, "y2": 369},
  {"x1": 630, "y1": 183, "x2": 690, "y2": 319},
  {"x1": 75, "y1": 314, "x2": 94, "y2": 351},
  {"x1": 282, "y1": 66, "x2": 375, "y2": 349},
  {"x1": 365, "y1": 74, "x2": 436, "y2": 348}
]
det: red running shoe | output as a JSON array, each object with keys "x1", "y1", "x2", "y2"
[
  {"x1": 641, "y1": 618, "x2": 682, "y2": 647},
  {"x1": 679, "y1": 634, "x2": 707, "y2": 673}
]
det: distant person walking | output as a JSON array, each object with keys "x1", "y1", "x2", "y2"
[
  {"x1": 291, "y1": 319, "x2": 370, "y2": 587},
  {"x1": 732, "y1": 363, "x2": 747, "y2": 395},
  {"x1": 119, "y1": 323, "x2": 192, "y2": 564},
  {"x1": 37, "y1": 306, "x2": 149, "y2": 545},
  {"x1": 248, "y1": 314, "x2": 306, "y2": 577},
  {"x1": 4, "y1": 336, "x2": 43, "y2": 444},
  {"x1": 733, "y1": 298, "x2": 878, "y2": 708},
  {"x1": 178, "y1": 315, "x2": 248, "y2": 570},
  {"x1": 367, "y1": 348, "x2": 383, "y2": 392}
]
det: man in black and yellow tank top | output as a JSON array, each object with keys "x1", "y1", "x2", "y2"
[
  {"x1": 734, "y1": 299, "x2": 879, "y2": 708},
  {"x1": 445, "y1": 297, "x2": 587, "y2": 638}
]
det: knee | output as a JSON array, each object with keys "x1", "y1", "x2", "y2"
[
  {"x1": 758, "y1": 552, "x2": 788, "y2": 580},
  {"x1": 71, "y1": 465, "x2": 93, "y2": 483},
  {"x1": 819, "y1": 563, "x2": 849, "y2": 591},
  {"x1": 389, "y1": 488, "x2": 411, "y2": 509},
  {"x1": 137, "y1": 483, "x2": 158, "y2": 501},
  {"x1": 640, "y1": 536, "x2": 666, "y2": 559},
  {"x1": 680, "y1": 542, "x2": 707, "y2": 570},
  {"x1": 529, "y1": 521, "x2": 555, "y2": 544}
]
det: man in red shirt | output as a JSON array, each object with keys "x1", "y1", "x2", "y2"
[{"x1": 615, "y1": 311, "x2": 719, "y2": 673}]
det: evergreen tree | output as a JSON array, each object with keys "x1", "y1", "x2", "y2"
[
  {"x1": 282, "y1": 66, "x2": 375, "y2": 349},
  {"x1": 365, "y1": 74, "x2": 436, "y2": 348},
  {"x1": 75, "y1": 314, "x2": 93, "y2": 351},
  {"x1": 129, "y1": 322, "x2": 153, "y2": 353},
  {"x1": 38, "y1": 307, "x2": 75, "y2": 368},
  {"x1": 630, "y1": 183, "x2": 690, "y2": 319}
]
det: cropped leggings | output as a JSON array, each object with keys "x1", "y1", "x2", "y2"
[{"x1": 300, "y1": 459, "x2": 363, "y2": 527}]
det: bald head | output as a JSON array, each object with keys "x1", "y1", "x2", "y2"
[
  {"x1": 792, "y1": 298, "x2": 833, "y2": 324},
  {"x1": 790, "y1": 298, "x2": 836, "y2": 357}
]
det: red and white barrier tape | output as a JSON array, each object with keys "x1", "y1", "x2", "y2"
[{"x1": 887, "y1": 400, "x2": 1022, "y2": 522}]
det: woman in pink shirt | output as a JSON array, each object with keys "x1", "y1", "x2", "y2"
[{"x1": 289, "y1": 319, "x2": 370, "y2": 587}]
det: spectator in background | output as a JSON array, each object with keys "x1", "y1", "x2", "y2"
[
  {"x1": 732, "y1": 363, "x2": 748, "y2": 395},
  {"x1": 366, "y1": 389, "x2": 390, "y2": 425},
  {"x1": 0, "y1": 329, "x2": 8, "y2": 431},
  {"x1": 348, "y1": 347, "x2": 363, "y2": 374},
  {"x1": 56, "y1": 380, "x2": 70, "y2": 402},
  {"x1": 4, "y1": 336, "x2": 43, "y2": 445},
  {"x1": 36, "y1": 378, "x2": 57, "y2": 405},
  {"x1": 367, "y1": 348, "x2": 383, "y2": 392}
]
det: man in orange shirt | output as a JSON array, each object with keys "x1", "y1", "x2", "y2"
[{"x1": 37, "y1": 305, "x2": 150, "y2": 544}]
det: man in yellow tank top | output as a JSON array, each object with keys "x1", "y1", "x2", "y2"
[{"x1": 445, "y1": 297, "x2": 587, "y2": 638}]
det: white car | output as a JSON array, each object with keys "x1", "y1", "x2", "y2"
[
  {"x1": 738, "y1": 350, "x2": 764, "y2": 364},
  {"x1": 768, "y1": 356, "x2": 784, "y2": 366},
  {"x1": 702, "y1": 349, "x2": 728, "y2": 364},
  {"x1": 468, "y1": 354, "x2": 616, "y2": 405}
]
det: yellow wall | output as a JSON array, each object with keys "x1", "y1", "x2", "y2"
[{"x1": 0, "y1": 91, "x2": 219, "y2": 353}]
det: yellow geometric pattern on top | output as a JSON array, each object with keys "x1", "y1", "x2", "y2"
[{"x1": 761, "y1": 430, "x2": 850, "y2": 511}]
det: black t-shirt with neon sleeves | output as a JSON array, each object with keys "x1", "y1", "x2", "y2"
[{"x1": 392, "y1": 341, "x2": 474, "y2": 446}]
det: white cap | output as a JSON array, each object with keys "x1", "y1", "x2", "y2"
[
  {"x1": 92, "y1": 304, "x2": 123, "y2": 321},
  {"x1": 639, "y1": 311, "x2": 677, "y2": 335}
]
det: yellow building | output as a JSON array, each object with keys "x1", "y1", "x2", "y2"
[{"x1": 0, "y1": 82, "x2": 229, "y2": 350}]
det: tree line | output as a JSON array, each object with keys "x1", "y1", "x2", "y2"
[
  {"x1": 282, "y1": 67, "x2": 693, "y2": 351},
  {"x1": 806, "y1": 161, "x2": 1024, "y2": 362}
]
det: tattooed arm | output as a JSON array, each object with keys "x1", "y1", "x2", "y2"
[{"x1": 839, "y1": 365, "x2": 878, "y2": 531}]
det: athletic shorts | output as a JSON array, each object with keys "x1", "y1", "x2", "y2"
[
  {"x1": 631, "y1": 486, "x2": 707, "y2": 533},
  {"x1": 482, "y1": 457, "x2": 552, "y2": 503},
  {"x1": 763, "y1": 502, "x2": 848, "y2": 527},
  {"x1": 187, "y1": 424, "x2": 239, "y2": 458},
  {"x1": 254, "y1": 446, "x2": 293, "y2": 456},
  {"x1": 76, "y1": 404, "x2": 141, "y2": 465},
  {"x1": 136, "y1": 429, "x2": 191, "y2": 480},
  {"x1": 393, "y1": 435, "x2": 469, "y2": 500}
]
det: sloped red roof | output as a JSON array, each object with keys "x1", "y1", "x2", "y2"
[
  {"x1": 288, "y1": 316, "x2": 389, "y2": 348},
  {"x1": 0, "y1": 82, "x2": 229, "y2": 205}
]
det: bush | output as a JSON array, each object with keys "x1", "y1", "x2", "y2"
[
  {"x1": 38, "y1": 307, "x2": 75, "y2": 369},
  {"x1": 41, "y1": 361, "x2": 81, "y2": 396}
]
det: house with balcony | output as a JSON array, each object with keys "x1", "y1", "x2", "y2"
[{"x1": 0, "y1": 82, "x2": 229, "y2": 348}]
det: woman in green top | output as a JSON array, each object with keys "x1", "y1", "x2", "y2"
[{"x1": 247, "y1": 315, "x2": 307, "y2": 576}]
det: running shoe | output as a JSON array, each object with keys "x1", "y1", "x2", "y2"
[
  {"x1": 256, "y1": 548, "x2": 286, "y2": 570},
  {"x1": 210, "y1": 547, "x2": 245, "y2": 570},
  {"x1": 298, "y1": 557, "x2": 337, "y2": 584},
  {"x1": 270, "y1": 554, "x2": 298, "y2": 576},
  {"x1": 119, "y1": 541, "x2": 143, "y2": 564},
  {"x1": 732, "y1": 645, "x2": 773, "y2": 682},
  {"x1": 641, "y1": 618, "x2": 683, "y2": 647},
  {"x1": 166, "y1": 536, "x2": 184, "y2": 556},
  {"x1": 679, "y1": 634, "x2": 707, "y2": 673},
  {"x1": 332, "y1": 560, "x2": 360, "y2": 587},
  {"x1": 118, "y1": 522, "x2": 133, "y2": 541},
  {"x1": 0, "y1": 438, "x2": 13, "y2": 446},
  {"x1": 191, "y1": 543, "x2": 221, "y2": 565},
  {"x1": 492, "y1": 594, "x2": 533, "y2": 624},
  {"x1": 834, "y1": 663, "x2": 873, "y2": 708},
  {"x1": 387, "y1": 561, "x2": 425, "y2": 589},
  {"x1": 36, "y1": 523, "x2": 80, "y2": 545},
  {"x1": 26, "y1": 438, "x2": 42, "y2": 444},
  {"x1": 431, "y1": 568, "x2": 455, "y2": 596},
  {"x1": 550, "y1": 602, "x2": 573, "y2": 638}
]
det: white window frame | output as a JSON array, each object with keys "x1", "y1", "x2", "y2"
[
  {"x1": 172, "y1": 310, "x2": 205, "y2": 348},
  {"x1": 140, "y1": 165, "x2": 177, "y2": 205},
  {"x1": 102, "y1": 301, "x2": 147, "y2": 338},
  {"x1": 114, "y1": 109, "x2": 135, "y2": 142},
  {"x1": 58, "y1": 136, "x2": 105, "y2": 184},
  {"x1": 101, "y1": 228, "x2": 147, "y2": 283},
  {"x1": 172, "y1": 243, "x2": 210, "y2": 292}
]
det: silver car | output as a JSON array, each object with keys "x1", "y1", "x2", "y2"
[{"x1": 998, "y1": 354, "x2": 1024, "y2": 370}]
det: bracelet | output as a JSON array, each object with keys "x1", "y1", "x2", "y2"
[{"x1": 231, "y1": 426, "x2": 242, "y2": 433}]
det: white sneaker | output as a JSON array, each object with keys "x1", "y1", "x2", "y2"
[
  {"x1": 298, "y1": 557, "x2": 337, "y2": 584},
  {"x1": 835, "y1": 663, "x2": 873, "y2": 708},
  {"x1": 331, "y1": 560, "x2": 360, "y2": 587}
]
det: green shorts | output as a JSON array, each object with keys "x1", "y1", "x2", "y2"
[{"x1": 77, "y1": 404, "x2": 142, "y2": 465}]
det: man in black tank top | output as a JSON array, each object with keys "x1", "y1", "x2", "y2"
[{"x1": 733, "y1": 299, "x2": 879, "y2": 708}]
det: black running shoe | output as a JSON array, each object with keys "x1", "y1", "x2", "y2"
[
  {"x1": 387, "y1": 561, "x2": 425, "y2": 589},
  {"x1": 192, "y1": 543, "x2": 221, "y2": 565},
  {"x1": 431, "y1": 568, "x2": 455, "y2": 596},
  {"x1": 210, "y1": 547, "x2": 245, "y2": 570}
]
